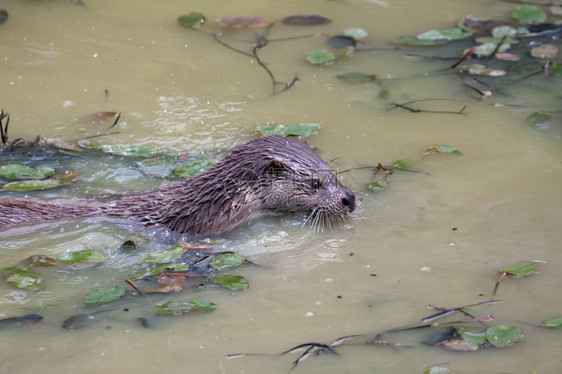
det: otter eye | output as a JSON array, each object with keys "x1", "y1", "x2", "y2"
[{"x1": 311, "y1": 179, "x2": 322, "y2": 191}]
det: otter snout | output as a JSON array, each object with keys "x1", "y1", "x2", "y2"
[{"x1": 341, "y1": 188, "x2": 356, "y2": 213}]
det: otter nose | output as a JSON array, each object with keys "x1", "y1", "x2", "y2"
[{"x1": 341, "y1": 188, "x2": 356, "y2": 213}]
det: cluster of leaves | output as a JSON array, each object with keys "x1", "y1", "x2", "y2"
[{"x1": 0, "y1": 239, "x2": 257, "y2": 329}]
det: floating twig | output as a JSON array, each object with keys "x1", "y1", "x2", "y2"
[
  {"x1": 387, "y1": 101, "x2": 467, "y2": 115},
  {"x1": 124, "y1": 278, "x2": 144, "y2": 295}
]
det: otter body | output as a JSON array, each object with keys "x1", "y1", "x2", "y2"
[{"x1": 0, "y1": 136, "x2": 355, "y2": 236}]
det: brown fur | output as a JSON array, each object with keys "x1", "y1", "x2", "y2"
[{"x1": 0, "y1": 136, "x2": 355, "y2": 236}]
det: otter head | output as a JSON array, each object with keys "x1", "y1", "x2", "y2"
[{"x1": 245, "y1": 136, "x2": 356, "y2": 229}]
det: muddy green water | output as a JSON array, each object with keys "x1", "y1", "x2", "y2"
[{"x1": 1, "y1": 0, "x2": 562, "y2": 373}]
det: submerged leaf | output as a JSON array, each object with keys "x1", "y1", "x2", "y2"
[
  {"x1": 394, "y1": 36, "x2": 447, "y2": 46},
  {"x1": 0, "y1": 9, "x2": 8, "y2": 25},
  {"x1": 282, "y1": 14, "x2": 331, "y2": 26},
  {"x1": 22, "y1": 255, "x2": 57, "y2": 267},
  {"x1": 216, "y1": 17, "x2": 269, "y2": 28},
  {"x1": 527, "y1": 112, "x2": 552, "y2": 129},
  {"x1": 178, "y1": 12, "x2": 206, "y2": 28},
  {"x1": 457, "y1": 327, "x2": 487, "y2": 344},
  {"x1": 485, "y1": 325, "x2": 521, "y2": 347},
  {"x1": 256, "y1": 123, "x2": 321, "y2": 137},
  {"x1": 137, "y1": 246, "x2": 185, "y2": 265},
  {"x1": 511, "y1": 5, "x2": 546, "y2": 23},
  {"x1": 457, "y1": 63, "x2": 506, "y2": 77},
  {"x1": 210, "y1": 253, "x2": 245, "y2": 271},
  {"x1": 156, "y1": 298, "x2": 216, "y2": 315},
  {"x1": 212, "y1": 275, "x2": 249, "y2": 290},
  {"x1": 442, "y1": 339, "x2": 479, "y2": 352},
  {"x1": 367, "y1": 180, "x2": 388, "y2": 191},
  {"x1": 503, "y1": 260, "x2": 542, "y2": 276},
  {"x1": 306, "y1": 49, "x2": 336, "y2": 65},
  {"x1": 542, "y1": 316, "x2": 562, "y2": 329},
  {"x1": 1, "y1": 266, "x2": 45, "y2": 291},
  {"x1": 58, "y1": 250, "x2": 107, "y2": 264},
  {"x1": 530, "y1": 44, "x2": 559, "y2": 59},
  {"x1": 393, "y1": 159, "x2": 414, "y2": 169},
  {"x1": 0, "y1": 164, "x2": 54, "y2": 180},
  {"x1": 85, "y1": 284, "x2": 125, "y2": 305},
  {"x1": 326, "y1": 35, "x2": 357, "y2": 49},
  {"x1": 100, "y1": 145, "x2": 158, "y2": 157},
  {"x1": 416, "y1": 28, "x2": 471, "y2": 41},
  {"x1": 174, "y1": 158, "x2": 213, "y2": 178},
  {"x1": 336, "y1": 72, "x2": 377, "y2": 83}
]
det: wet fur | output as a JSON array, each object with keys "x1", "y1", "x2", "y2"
[{"x1": 0, "y1": 136, "x2": 355, "y2": 236}]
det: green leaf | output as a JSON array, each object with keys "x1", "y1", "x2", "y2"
[
  {"x1": 256, "y1": 123, "x2": 321, "y2": 137},
  {"x1": 425, "y1": 145, "x2": 463, "y2": 156},
  {"x1": 156, "y1": 298, "x2": 216, "y2": 315},
  {"x1": 343, "y1": 27, "x2": 368, "y2": 40},
  {"x1": 173, "y1": 158, "x2": 213, "y2": 177},
  {"x1": 503, "y1": 260, "x2": 542, "y2": 276},
  {"x1": 470, "y1": 42, "x2": 511, "y2": 56},
  {"x1": 485, "y1": 325, "x2": 521, "y2": 347},
  {"x1": 542, "y1": 316, "x2": 562, "y2": 329},
  {"x1": 178, "y1": 12, "x2": 206, "y2": 28},
  {"x1": 85, "y1": 284, "x2": 125, "y2": 306},
  {"x1": 393, "y1": 159, "x2": 414, "y2": 169},
  {"x1": 491, "y1": 25, "x2": 518, "y2": 38},
  {"x1": 210, "y1": 253, "x2": 245, "y2": 271},
  {"x1": 367, "y1": 180, "x2": 388, "y2": 191},
  {"x1": 211, "y1": 275, "x2": 249, "y2": 290},
  {"x1": 416, "y1": 28, "x2": 471, "y2": 41},
  {"x1": 511, "y1": 5, "x2": 547, "y2": 23},
  {"x1": 0, "y1": 266, "x2": 45, "y2": 291},
  {"x1": 0, "y1": 164, "x2": 54, "y2": 180},
  {"x1": 457, "y1": 327, "x2": 487, "y2": 344},
  {"x1": 137, "y1": 246, "x2": 185, "y2": 265},
  {"x1": 475, "y1": 36, "x2": 518, "y2": 45},
  {"x1": 1, "y1": 179, "x2": 61, "y2": 192},
  {"x1": 100, "y1": 145, "x2": 158, "y2": 157},
  {"x1": 306, "y1": 49, "x2": 335, "y2": 65},
  {"x1": 527, "y1": 112, "x2": 552, "y2": 129},
  {"x1": 336, "y1": 72, "x2": 377, "y2": 83},
  {"x1": 58, "y1": 250, "x2": 107, "y2": 264},
  {"x1": 394, "y1": 36, "x2": 447, "y2": 46}
]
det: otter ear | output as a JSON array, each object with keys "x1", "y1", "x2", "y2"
[{"x1": 265, "y1": 160, "x2": 287, "y2": 177}]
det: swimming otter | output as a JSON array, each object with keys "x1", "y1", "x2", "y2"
[{"x1": 0, "y1": 136, "x2": 355, "y2": 236}]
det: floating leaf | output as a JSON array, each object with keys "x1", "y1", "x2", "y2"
[
  {"x1": 542, "y1": 316, "x2": 562, "y2": 329},
  {"x1": 527, "y1": 112, "x2": 552, "y2": 129},
  {"x1": 336, "y1": 72, "x2": 377, "y2": 83},
  {"x1": 58, "y1": 250, "x2": 107, "y2": 264},
  {"x1": 100, "y1": 145, "x2": 158, "y2": 157},
  {"x1": 22, "y1": 255, "x2": 57, "y2": 267},
  {"x1": 485, "y1": 325, "x2": 521, "y2": 347},
  {"x1": 442, "y1": 339, "x2": 479, "y2": 352},
  {"x1": 367, "y1": 180, "x2": 388, "y2": 191},
  {"x1": 511, "y1": 5, "x2": 546, "y2": 23},
  {"x1": 475, "y1": 36, "x2": 518, "y2": 45},
  {"x1": 530, "y1": 44, "x2": 559, "y2": 59},
  {"x1": 210, "y1": 253, "x2": 245, "y2": 271},
  {"x1": 137, "y1": 246, "x2": 185, "y2": 265},
  {"x1": 343, "y1": 27, "x2": 368, "y2": 40},
  {"x1": 0, "y1": 164, "x2": 54, "y2": 180},
  {"x1": 282, "y1": 14, "x2": 331, "y2": 26},
  {"x1": 394, "y1": 36, "x2": 446, "y2": 46},
  {"x1": 215, "y1": 17, "x2": 269, "y2": 28},
  {"x1": 457, "y1": 63, "x2": 506, "y2": 77},
  {"x1": 503, "y1": 260, "x2": 542, "y2": 276},
  {"x1": 211, "y1": 275, "x2": 249, "y2": 290},
  {"x1": 393, "y1": 159, "x2": 414, "y2": 169},
  {"x1": 425, "y1": 145, "x2": 463, "y2": 156},
  {"x1": 306, "y1": 49, "x2": 336, "y2": 65},
  {"x1": 128, "y1": 263, "x2": 190, "y2": 280},
  {"x1": 85, "y1": 284, "x2": 125, "y2": 306},
  {"x1": 457, "y1": 327, "x2": 487, "y2": 344},
  {"x1": 257, "y1": 123, "x2": 321, "y2": 137},
  {"x1": 0, "y1": 266, "x2": 45, "y2": 291},
  {"x1": 470, "y1": 42, "x2": 511, "y2": 57},
  {"x1": 174, "y1": 158, "x2": 213, "y2": 178},
  {"x1": 424, "y1": 366, "x2": 451, "y2": 374},
  {"x1": 416, "y1": 28, "x2": 471, "y2": 41},
  {"x1": 156, "y1": 298, "x2": 216, "y2": 315},
  {"x1": 326, "y1": 35, "x2": 356, "y2": 49},
  {"x1": 491, "y1": 25, "x2": 518, "y2": 38},
  {"x1": 178, "y1": 12, "x2": 206, "y2": 28},
  {"x1": 1, "y1": 179, "x2": 60, "y2": 191}
]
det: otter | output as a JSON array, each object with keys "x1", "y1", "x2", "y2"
[{"x1": 0, "y1": 136, "x2": 355, "y2": 237}]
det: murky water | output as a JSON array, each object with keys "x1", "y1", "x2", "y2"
[{"x1": 1, "y1": 0, "x2": 561, "y2": 373}]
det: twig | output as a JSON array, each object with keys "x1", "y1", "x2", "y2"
[
  {"x1": 124, "y1": 278, "x2": 144, "y2": 295},
  {"x1": 387, "y1": 102, "x2": 467, "y2": 115}
]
